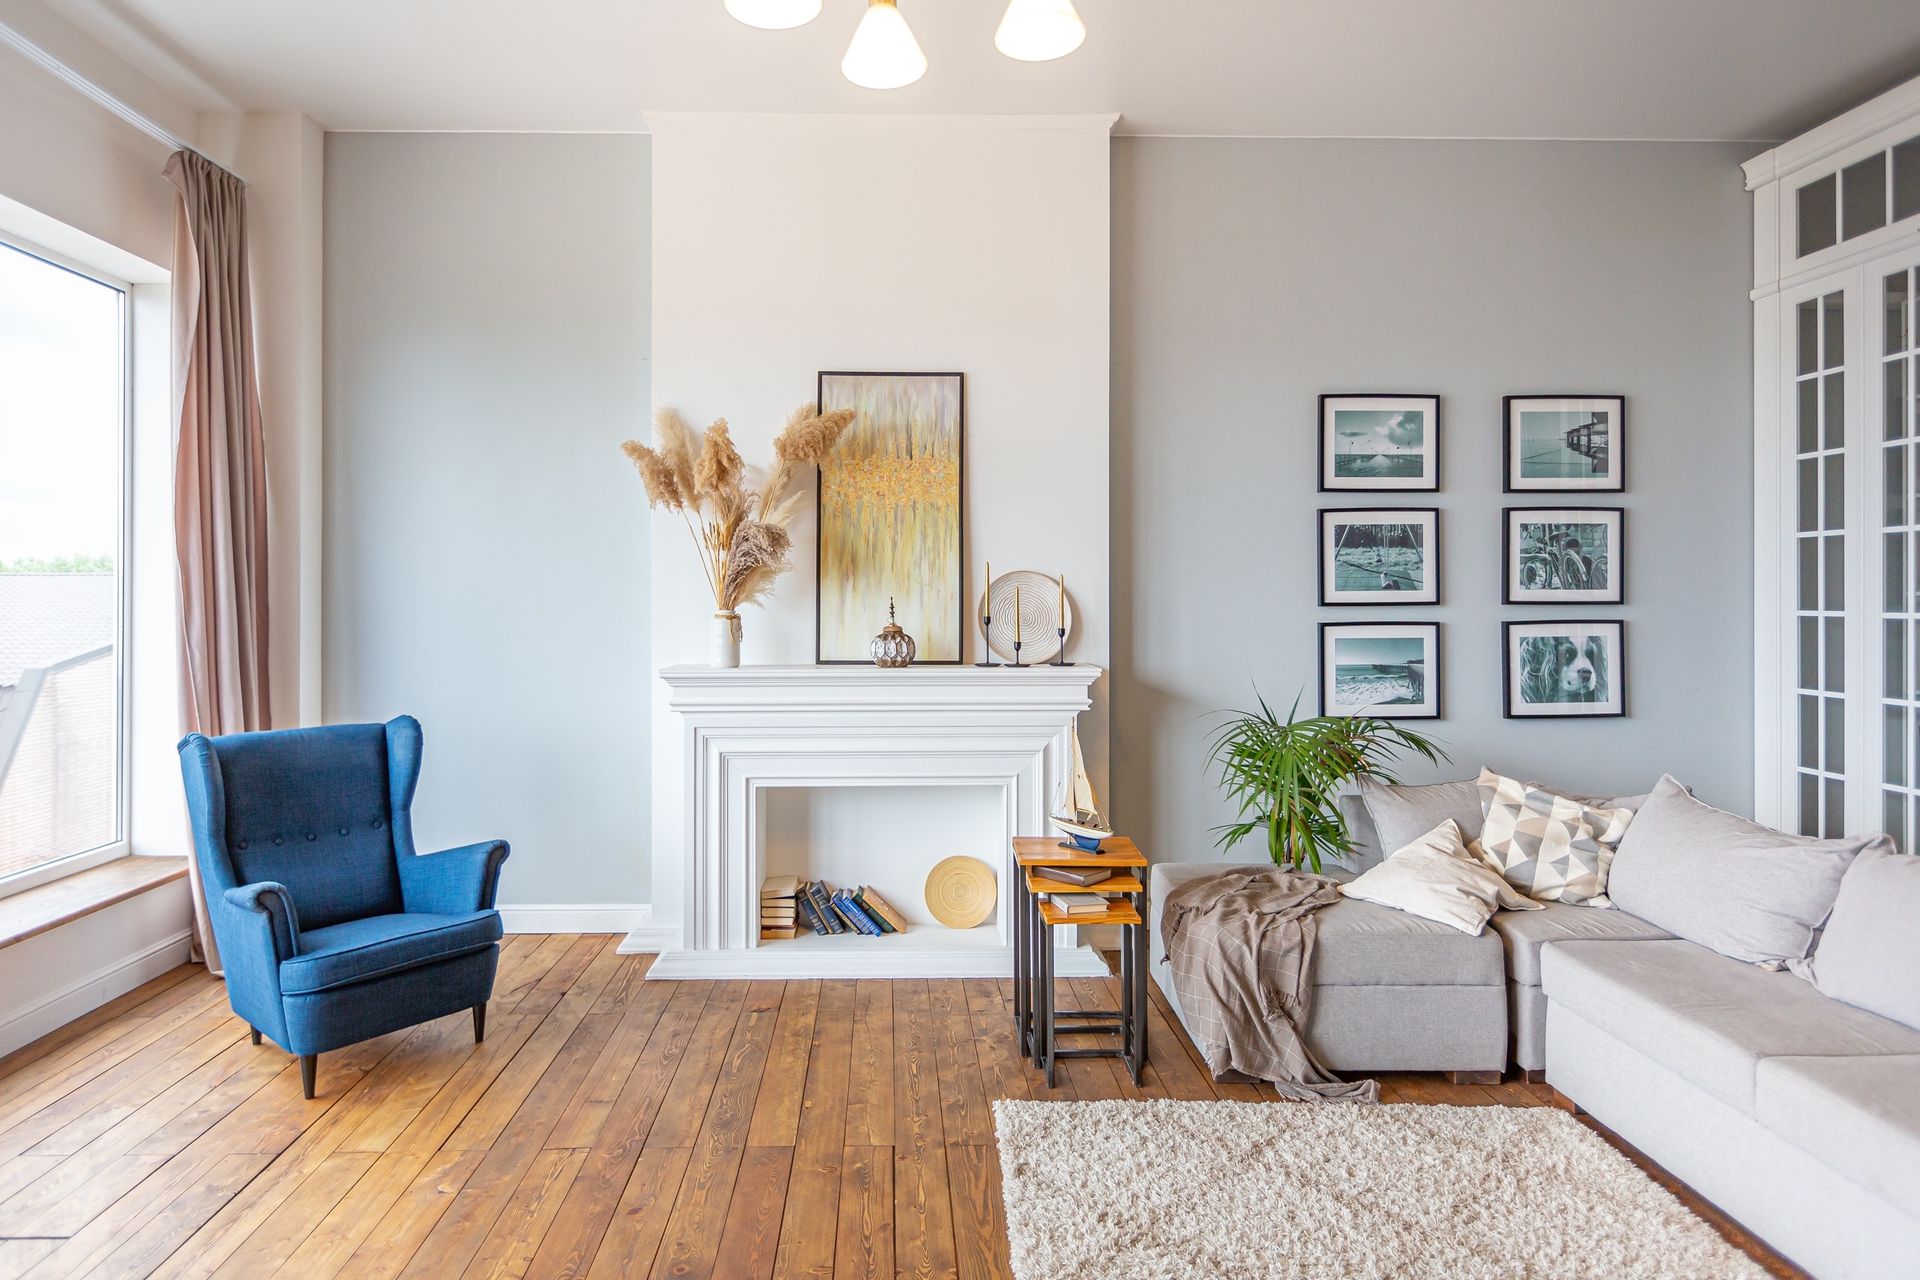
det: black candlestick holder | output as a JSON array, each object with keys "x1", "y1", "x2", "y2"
[
  {"x1": 974, "y1": 615, "x2": 1000, "y2": 667},
  {"x1": 1011, "y1": 639, "x2": 1026, "y2": 668},
  {"x1": 1051, "y1": 628, "x2": 1074, "y2": 665}
]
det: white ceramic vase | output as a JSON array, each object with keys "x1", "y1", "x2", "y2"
[{"x1": 711, "y1": 611, "x2": 742, "y2": 668}]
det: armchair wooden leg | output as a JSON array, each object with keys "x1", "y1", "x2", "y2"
[
  {"x1": 250, "y1": 1027, "x2": 261, "y2": 1046},
  {"x1": 300, "y1": 1054, "x2": 317, "y2": 1100},
  {"x1": 473, "y1": 1004, "x2": 487, "y2": 1044}
]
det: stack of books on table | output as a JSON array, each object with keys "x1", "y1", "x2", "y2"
[
  {"x1": 760, "y1": 875, "x2": 801, "y2": 939},
  {"x1": 793, "y1": 880, "x2": 908, "y2": 938},
  {"x1": 1036, "y1": 863, "x2": 1118, "y2": 917}
]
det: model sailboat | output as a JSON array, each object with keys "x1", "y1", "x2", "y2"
[{"x1": 1051, "y1": 724, "x2": 1113, "y2": 851}]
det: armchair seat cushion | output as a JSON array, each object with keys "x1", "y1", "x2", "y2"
[{"x1": 281, "y1": 910, "x2": 503, "y2": 995}]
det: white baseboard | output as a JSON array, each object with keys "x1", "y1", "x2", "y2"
[
  {"x1": 497, "y1": 903, "x2": 652, "y2": 935},
  {"x1": 0, "y1": 929, "x2": 193, "y2": 1060}
]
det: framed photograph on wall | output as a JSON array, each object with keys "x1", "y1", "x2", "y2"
[
  {"x1": 1504, "y1": 395, "x2": 1625, "y2": 492},
  {"x1": 1319, "y1": 508, "x2": 1440, "y2": 605},
  {"x1": 1503, "y1": 507, "x2": 1624, "y2": 604},
  {"x1": 1503, "y1": 620, "x2": 1626, "y2": 718},
  {"x1": 1319, "y1": 622, "x2": 1441, "y2": 719},
  {"x1": 1319, "y1": 394, "x2": 1440, "y2": 492},
  {"x1": 816, "y1": 371, "x2": 965, "y2": 663}
]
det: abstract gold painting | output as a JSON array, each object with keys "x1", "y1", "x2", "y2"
[{"x1": 816, "y1": 372, "x2": 964, "y2": 663}]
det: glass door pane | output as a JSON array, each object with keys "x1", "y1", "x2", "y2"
[
  {"x1": 1882, "y1": 266, "x2": 1920, "y2": 851},
  {"x1": 1797, "y1": 290, "x2": 1847, "y2": 837}
]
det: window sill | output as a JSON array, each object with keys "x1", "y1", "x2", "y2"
[{"x1": 0, "y1": 856, "x2": 188, "y2": 951}]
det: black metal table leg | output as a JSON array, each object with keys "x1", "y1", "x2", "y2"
[
  {"x1": 1013, "y1": 869, "x2": 1028, "y2": 1057},
  {"x1": 1133, "y1": 904, "x2": 1150, "y2": 1082},
  {"x1": 1040, "y1": 915, "x2": 1056, "y2": 1088}
]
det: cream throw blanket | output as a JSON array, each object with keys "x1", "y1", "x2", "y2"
[{"x1": 1161, "y1": 867, "x2": 1379, "y2": 1103}]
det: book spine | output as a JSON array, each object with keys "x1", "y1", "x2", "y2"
[
  {"x1": 852, "y1": 889, "x2": 895, "y2": 933},
  {"x1": 860, "y1": 888, "x2": 908, "y2": 933},
  {"x1": 794, "y1": 891, "x2": 826, "y2": 934},
  {"x1": 807, "y1": 883, "x2": 845, "y2": 934},
  {"x1": 835, "y1": 891, "x2": 882, "y2": 936}
]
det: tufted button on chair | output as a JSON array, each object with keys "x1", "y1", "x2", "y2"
[{"x1": 177, "y1": 716, "x2": 509, "y2": 1099}]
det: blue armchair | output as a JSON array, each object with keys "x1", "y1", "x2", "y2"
[{"x1": 178, "y1": 716, "x2": 509, "y2": 1098}]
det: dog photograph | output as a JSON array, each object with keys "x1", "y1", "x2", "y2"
[{"x1": 1504, "y1": 621, "x2": 1625, "y2": 718}]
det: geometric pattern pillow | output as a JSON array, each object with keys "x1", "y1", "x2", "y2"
[{"x1": 1470, "y1": 768, "x2": 1635, "y2": 907}]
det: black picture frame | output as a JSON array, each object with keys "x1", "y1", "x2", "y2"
[
  {"x1": 1318, "y1": 621, "x2": 1442, "y2": 720},
  {"x1": 814, "y1": 371, "x2": 966, "y2": 664},
  {"x1": 1502, "y1": 620, "x2": 1627, "y2": 719},
  {"x1": 1503, "y1": 394, "x2": 1626, "y2": 493},
  {"x1": 1318, "y1": 394, "x2": 1441, "y2": 492},
  {"x1": 1502, "y1": 507, "x2": 1625, "y2": 605},
  {"x1": 1318, "y1": 507, "x2": 1441, "y2": 606}
]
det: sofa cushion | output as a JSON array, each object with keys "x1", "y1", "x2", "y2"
[
  {"x1": 1336, "y1": 793, "x2": 1384, "y2": 871},
  {"x1": 1539, "y1": 939, "x2": 1920, "y2": 1112},
  {"x1": 1756, "y1": 1055, "x2": 1920, "y2": 1211},
  {"x1": 1340, "y1": 819, "x2": 1541, "y2": 936},
  {"x1": 1807, "y1": 847, "x2": 1920, "y2": 1032},
  {"x1": 281, "y1": 910, "x2": 503, "y2": 995},
  {"x1": 1606, "y1": 774, "x2": 1886, "y2": 967},
  {"x1": 1473, "y1": 769, "x2": 1634, "y2": 906},
  {"x1": 1150, "y1": 862, "x2": 1503, "y2": 989},
  {"x1": 1356, "y1": 777, "x2": 1486, "y2": 858},
  {"x1": 1490, "y1": 900, "x2": 1672, "y2": 987}
]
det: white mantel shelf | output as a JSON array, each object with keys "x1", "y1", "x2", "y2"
[{"x1": 638, "y1": 662, "x2": 1109, "y2": 980}]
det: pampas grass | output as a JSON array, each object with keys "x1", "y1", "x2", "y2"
[{"x1": 621, "y1": 402, "x2": 854, "y2": 613}]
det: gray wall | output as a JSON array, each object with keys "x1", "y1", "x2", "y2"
[
  {"x1": 323, "y1": 132, "x2": 651, "y2": 905},
  {"x1": 1111, "y1": 138, "x2": 1754, "y2": 866}
]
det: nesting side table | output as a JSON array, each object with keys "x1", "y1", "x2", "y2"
[{"x1": 1010, "y1": 835, "x2": 1149, "y2": 1087}]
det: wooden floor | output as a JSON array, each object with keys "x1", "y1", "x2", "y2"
[{"x1": 0, "y1": 935, "x2": 1799, "y2": 1279}]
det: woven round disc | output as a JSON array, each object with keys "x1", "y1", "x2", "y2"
[{"x1": 924, "y1": 855, "x2": 998, "y2": 929}]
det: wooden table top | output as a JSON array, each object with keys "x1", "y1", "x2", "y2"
[{"x1": 1011, "y1": 835, "x2": 1146, "y2": 868}]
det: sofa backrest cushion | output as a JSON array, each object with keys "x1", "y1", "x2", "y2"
[
  {"x1": 1337, "y1": 793, "x2": 1384, "y2": 871},
  {"x1": 1356, "y1": 777, "x2": 1486, "y2": 861},
  {"x1": 1606, "y1": 774, "x2": 1888, "y2": 967},
  {"x1": 1808, "y1": 847, "x2": 1920, "y2": 1031}
]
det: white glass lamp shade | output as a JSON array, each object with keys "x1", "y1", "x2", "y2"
[
  {"x1": 724, "y1": 0, "x2": 822, "y2": 30},
  {"x1": 842, "y1": 0, "x2": 927, "y2": 90},
  {"x1": 994, "y1": 0, "x2": 1086, "y2": 62}
]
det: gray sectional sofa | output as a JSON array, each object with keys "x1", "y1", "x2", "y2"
[{"x1": 1148, "y1": 779, "x2": 1920, "y2": 1278}]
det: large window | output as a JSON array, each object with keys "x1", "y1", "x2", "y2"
[{"x1": 0, "y1": 237, "x2": 129, "y2": 889}]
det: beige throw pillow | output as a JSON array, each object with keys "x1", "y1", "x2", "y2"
[
  {"x1": 1340, "y1": 819, "x2": 1543, "y2": 936},
  {"x1": 1472, "y1": 768, "x2": 1634, "y2": 907}
]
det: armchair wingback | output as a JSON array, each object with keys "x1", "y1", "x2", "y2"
[{"x1": 179, "y1": 716, "x2": 509, "y2": 1097}]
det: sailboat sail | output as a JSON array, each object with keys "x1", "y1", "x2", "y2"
[{"x1": 1052, "y1": 723, "x2": 1112, "y2": 843}]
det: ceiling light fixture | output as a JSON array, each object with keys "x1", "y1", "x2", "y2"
[
  {"x1": 841, "y1": 0, "x2": 927, "y2": 91},
  {"x1": 993, "y1": 0, "x2": 1086, "y2": 62},
  {"x1": 724, "y1": 0, "x2": 823, "y2": 30}
]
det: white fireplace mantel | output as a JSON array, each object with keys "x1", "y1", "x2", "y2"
[{"x1": 637, "y1": 663, "x2": 1110, "y2": 979}]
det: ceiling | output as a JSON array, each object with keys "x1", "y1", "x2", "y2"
[{"x1": 42, "y1": 0, "x2": 1920, "y2": 141}]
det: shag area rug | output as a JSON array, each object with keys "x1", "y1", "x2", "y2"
[{"x1": 992, "y1": 1099, "x2": 1769, "y2": 1280}]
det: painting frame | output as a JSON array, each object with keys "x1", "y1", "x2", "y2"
[
  {"x1": 1503, "y1": 620, "x2": 1627, "y2": 719},
  {"x1": 1318, "y1": 507, "x2": 1441, "y2": 606},
  {"x1": 1503, "y1": 507, "x2": 1625, "y2": 604},
  {"x1": 814, "y1": 370, "x2": 966, "y2": 664},
  {"x1": 1318, "y1": 393, "x2": 1441, "y2": 492},
  {"x1": 1504, "y1": 394, "x2": 1626, "y2": 493},
  {"x1": 1319, "y1": 622, "x2": 1442, "y2": 720}
]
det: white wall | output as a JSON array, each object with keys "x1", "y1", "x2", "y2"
[
  {"x1": 646, "y1": 113, "x2": 1113, "y2": 946},
  {"x1": 323, "y1": 133, "x2": 651, "y2": 917}
]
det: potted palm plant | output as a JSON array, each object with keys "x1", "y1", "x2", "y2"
[{"x1": 1207, "y1": 693, "x2": 1449, "y2": 873}]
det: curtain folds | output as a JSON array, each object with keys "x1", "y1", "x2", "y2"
[{"x1": 165, "y1": 150, "x2": 272, "y2": 976}]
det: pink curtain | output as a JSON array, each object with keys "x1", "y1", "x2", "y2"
[{"x1": 165, "y1": 150, "x2": 271, "y2": 975}]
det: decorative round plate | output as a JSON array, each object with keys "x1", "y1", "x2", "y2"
[
  {"x1": 924, "y1": 855, "x2": 998, "y2": 929},
  {"x1": 985, "y1": 570, "x2": 1072, "y2": 663}
]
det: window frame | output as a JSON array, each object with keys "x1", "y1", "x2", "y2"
[{"x1": 0, "y1": 229, "x2": 136, "y2": 899}]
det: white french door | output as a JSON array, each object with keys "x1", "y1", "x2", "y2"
[{"x1": 1866, "y1": 249, "x2": 1920, "y2": 851}]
